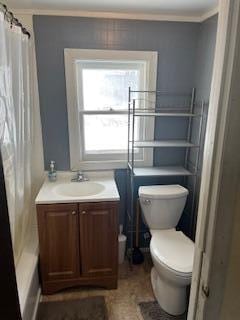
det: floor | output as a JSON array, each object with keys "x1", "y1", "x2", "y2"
[{"x1": 41, "y1": 255, "x2": 155, "y2": 320}]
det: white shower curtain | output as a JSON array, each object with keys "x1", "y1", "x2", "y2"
[{"x1": 0, "y1": 12, "x2": 32, "y2": 263}]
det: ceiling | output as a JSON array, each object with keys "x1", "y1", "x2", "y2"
[{"x1": 6, "y1": 0, "x2": 218, "y2": 17}]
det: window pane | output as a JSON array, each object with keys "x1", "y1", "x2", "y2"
[
  {"x1": 83, "y1": 114, "x2": 139, "y2": 153},
  {"x1": 81, "y1": 69, "x2": 140, "y2": 111}
]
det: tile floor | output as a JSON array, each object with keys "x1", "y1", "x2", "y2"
[{"x1": 41, "y1": 255, "x2": 155, "y2": 320}]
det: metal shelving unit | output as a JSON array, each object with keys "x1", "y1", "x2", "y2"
[
  {"x1": 127, "y1": 87, "x2": 204, "y2": 264},
  {"x1": 131, "y1": 140, "x2": 198, "y2": 148},
  {"x1": 131, "y1": 166, "x2": 193, "y2": 177}
]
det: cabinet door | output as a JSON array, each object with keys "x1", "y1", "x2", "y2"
[
  {"x1": 79, "y1": 202, "x2": 118, "y2": 277},
  {"x1": 37, "y1": 203, "x2": 80, "y2": 281}
]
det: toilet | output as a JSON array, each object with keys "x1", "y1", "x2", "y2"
[{"x1": 139, "y1": 184, "x2": 194, "y2": 316}]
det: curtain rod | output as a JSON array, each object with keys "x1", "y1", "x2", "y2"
[{"x1": 0, "y1": 3, "x2": 31, "y2": 38}]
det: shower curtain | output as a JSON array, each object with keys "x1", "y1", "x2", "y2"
[{"x1": 0, "y1": 12, "x2": 32, "y2": 263}]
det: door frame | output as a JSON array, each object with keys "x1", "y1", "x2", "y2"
[{"x1": 187, "y1": 0, "x2": 240, "y2": 319}]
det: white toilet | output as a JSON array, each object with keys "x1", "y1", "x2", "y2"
[{"x1": 139, "y1": 184, "x2": 194, "y2": 316}]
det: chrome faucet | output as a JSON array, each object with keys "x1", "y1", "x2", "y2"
[{"x1": 71, "y1": 171, "x2": 89, "y2": 182}]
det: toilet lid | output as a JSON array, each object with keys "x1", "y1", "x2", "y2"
[
  {"x1": 139, "y1": 185, "x2": 188, "y2": 199},
  {"x1": 150, "y1": 229, "x2": 194, "y2": 274}
]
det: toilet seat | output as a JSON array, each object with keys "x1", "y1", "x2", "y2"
[{"x1": 150, "y1": 229, "x2": 194, "y2": 277}]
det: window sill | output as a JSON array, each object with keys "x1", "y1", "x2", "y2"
[
  {"x1": 71, "y1": 160, "x2": 128, "y2": 171},
  {"x1": 71, "y1": 159, "x2": 153, "y2": 171}
]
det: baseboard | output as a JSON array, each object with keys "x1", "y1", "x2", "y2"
[{"x1": 31, "y1": 288, "x2": 41, "y2": 320}]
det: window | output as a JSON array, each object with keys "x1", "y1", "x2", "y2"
[{"x1": 64, "y1": 49, "x2": 157, "y2": 170}]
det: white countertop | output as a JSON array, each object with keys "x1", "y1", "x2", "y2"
[{"x1": 35, "y1": 171, "x2": 120, "y2": 204}]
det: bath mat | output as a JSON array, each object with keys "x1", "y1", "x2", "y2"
[
  {"x1": 37, "y1": 296, "x2": 108, "y2": 320},
  {"x1": 139, "y1": 301, "x2": 186, "y2": 320}
]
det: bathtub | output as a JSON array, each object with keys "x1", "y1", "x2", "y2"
[{"x1": 16, "y1": 225, "x2": 40, "y2": 320}]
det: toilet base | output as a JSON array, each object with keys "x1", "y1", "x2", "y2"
[{"x1": 151, "y1": 267, "x2": 187, "y2": 316}]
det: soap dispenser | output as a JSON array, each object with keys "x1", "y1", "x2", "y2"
[{"x1": 48, "y1": 160, "x2": 57, "y2": 182}]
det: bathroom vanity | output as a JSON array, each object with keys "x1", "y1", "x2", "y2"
[{"x1": 35, "y1": 172, "x2": 120, "y2": 294}]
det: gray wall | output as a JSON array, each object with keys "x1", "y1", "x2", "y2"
[
  {"x1": 33, "y1": 15, "x2": 217, "y2": 239},
  {"x1": 182, "y1": 15, "x2": 218, "y2": 238},
  {"x1": 33, "y1": 16, "x2": 199, "y2": 170},
  {"x1": 194, "y1": 15, "x2": 218, "y2": 102}
]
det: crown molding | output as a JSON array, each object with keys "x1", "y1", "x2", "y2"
[
  {"x1": 12, "y1": 6, "x2": 219, "y2": 23},
  {"x1": 200, "y1": 6, "x2": 219, "y2": 22},
  {"x1": 11, "y1": 8, "x2": 202, "y2": 22}
]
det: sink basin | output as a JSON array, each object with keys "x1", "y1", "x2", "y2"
[{"x1": 53, "y1": 182, "x2": 105, "y2": 197}]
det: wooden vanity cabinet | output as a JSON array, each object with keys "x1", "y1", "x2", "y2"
[
  {"x1": 37, "y1": 201, "x2": 119, "y2": 294},
  {"x1": 37, "y1": 203, "x2": 80, "y2": 282},
  {"x1": 79, "y1": 202, "x2": 118, "y2": 277}
]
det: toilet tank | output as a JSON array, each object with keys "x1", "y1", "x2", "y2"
[{"x1": 139, "y1": 185, "x2": 188, "y2": 230}]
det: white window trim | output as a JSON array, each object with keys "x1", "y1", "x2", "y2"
[
  {"x1": 64, "y1": 49, "x2": 158, "y2": 170},
  {"x1": 76, "y1": 60, "x2": 146, "y2": 163}
]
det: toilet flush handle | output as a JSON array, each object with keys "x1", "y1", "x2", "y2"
[{"x1": 143, "y1": 199, "x2": 151, "y2": 205}]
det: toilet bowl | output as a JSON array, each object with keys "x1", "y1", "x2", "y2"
[{"x1": 139, "y1": 185, "x2": 194, "y2": 315}]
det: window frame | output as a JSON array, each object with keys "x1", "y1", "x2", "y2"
[{"x1": 64, "y1": 49, "x2": 158, "y2": 170}]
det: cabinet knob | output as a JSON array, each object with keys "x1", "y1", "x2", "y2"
[
  {"x1": 81, "y1": 211, "x2": 87, "y2": 215},
  {"x1": 71, "y1": 211, "x2": 76, "y2": 215}
]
